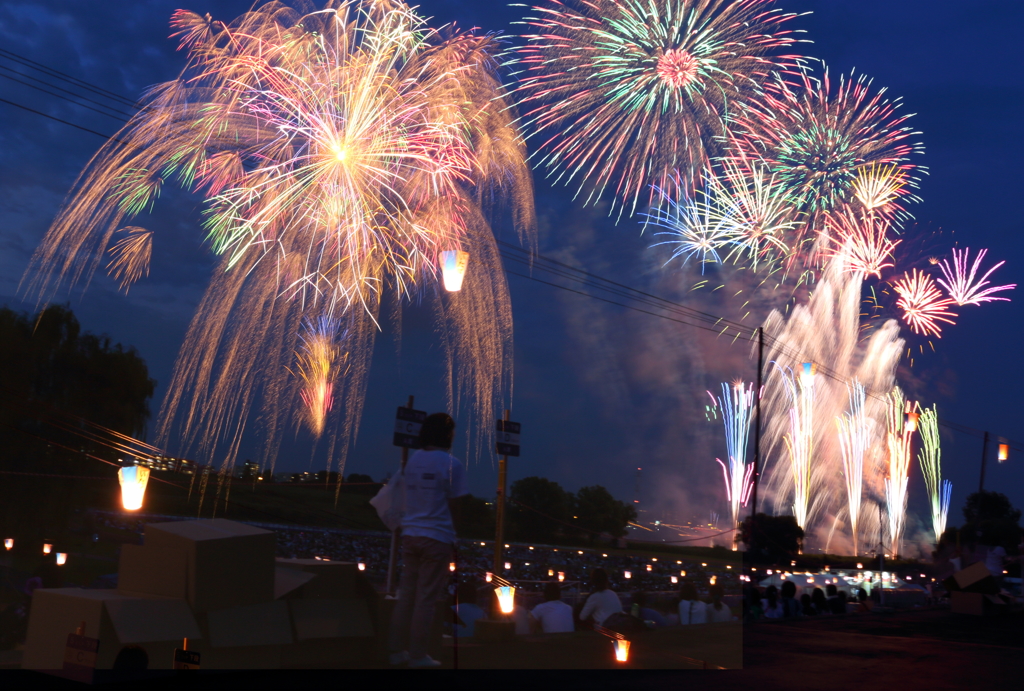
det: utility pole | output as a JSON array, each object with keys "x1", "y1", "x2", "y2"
[
  {"x1": 748, "y1": 327, "x2": 764, "y2": 562},
  {"x1": 492, "y1": 409, "x2": 511, "y2": 576},
  {"x1": 979, "y1": 431, "x2": 990, "y2": 492}
]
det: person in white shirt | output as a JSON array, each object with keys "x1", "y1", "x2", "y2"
[
  {"x1": 388, "y1": 413, "x2": 468, "y2": 669},
  {"x1": 531, "y1": 581, "x2": 575, "y2": 634},
  {"x1": 706, "y1": 583, "x2": 734, "y2": 623},
  {"x1": 579, "y1": 568, "x2": 622, "y2": 627},
  {"x1": 678, "y1": 582, "x2": 707, "y2": 625}
]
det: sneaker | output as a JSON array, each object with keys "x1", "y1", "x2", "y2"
[
  {"x1": 388, "y1": 651, "x2": 410, "y2": 666},
  {"x1": 408, "y1": 655, "x2": 442, "y2": 668}
]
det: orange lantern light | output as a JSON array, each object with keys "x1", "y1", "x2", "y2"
[
  {"x1": 671, "y1": 576, "x2": 678, "y2": 584},
  {"x1": 485, "y1": 572, "x2": 493, "y2": 583},
  {"x1": 495, "y1": 586, "x2": 515, "y2": 614},
  {"x1": 504, "y1": 561, "x2": 511, "y2": 570},
  {"x1": 998, "y1": 444, "x2": 1009, "y2": 462},
  {"x1": 680, "y1": 570, "x2": 686, "y2": 577},
  {"x1": 43, "y1": 543, "x2": 52, "y2": 555},
  {"x1": 612, "y1": 639, "x2": 630, "y2": 663},
  {"x1": 646, "y1": 564, "x2": 652, "y2": 572},
  {"x1": 56, "y1": 553, "x2": 67, "y2": 566},
  {"x1": 558, "y1": 572, "x2": 565, "y2": 582},
  {"x1": 118, "y1": 464, "x2": 151, "y2": 511},
  {"x1": 449, "y1": 562, "x2": 456, "y2": 572},
  {"x1": 440, "y1": 250, "x2": 470, "y2": 292},
  {"x1": 548, "y1": 569, "x2": 554, "y2": 577},
  {"x1": 4, "y1": 539, "x2": 12, "y2": 551},
  {"x1": 357, "y1": 562, "x2": 366, "y2": 571}
]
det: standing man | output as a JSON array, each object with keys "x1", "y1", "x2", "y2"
[{"x1": 388, "y1": 413, "x2": 467, "y2": 668}]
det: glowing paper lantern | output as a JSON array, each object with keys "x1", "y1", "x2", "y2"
[
  {"x1": 504, "y1": 562, "x2": 511, "y2": 570},
  {"x1": 646, "y1": 565, "x2": 652, "y2": 572},
  {"x1": 440, "y1": 250, "x2": 469, "y2": 292},
  {"x1": 495, "y1": 586, "x2": 515, "y2": 614},
  {"x1": 118, "y1": 465, "x2": 151, "y2": 511},
  {"x1": 671, "y1": 576, "x2": 678, "y2": 584},
  {"x1": 485, "y1": 572, "x2": 493, "y2": 583},
  {"x1": 680, "y1": 570, "x2": 686, "y2": 577},
  {"x1": 4, "y1": 539, "x2": 11, "y2": 551},
  {"x1": 558, "y1": 572, "x2": 565, "y2": 582},
  {"x1": 998, "y1": 444, "x2": 1009, "y2": 462},
  {"x1": 624, "y1": 571, "x2": 632, "y2": 579},
  {"x1": 56, "y1": 553, "x2": 67, "y2": 566},
  {"x1": 449, "y1": 562, "x2": 456, "y2": 572},
  {"x1": 856, "y1": 563, "x2": 863, "y2": 569},
  {"x1": 548, "y1": 569, "x2": 554, "y2": 577},
  {"x1": 612, "y1": 639, "x2": 630, "y2": 663},
  {"x1": 357, "y1": 562, "x2": 366, "y2": 571},
  {"x1": 43, "y1": 543, "x2": 52, "y2": 555}
]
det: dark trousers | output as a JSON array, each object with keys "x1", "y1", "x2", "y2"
[{"x1": 388, "y1": 535, "x2": 451, "y2": 659}]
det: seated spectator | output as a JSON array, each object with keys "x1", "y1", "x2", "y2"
[
  {"x1": 836, "y1": 590, "x2": 848, "y2": 614},
  {"x1": 761, "y1": 585, "x2": 783, "y2": 619},
  {"x1": 449, "y1": 582, "x2": 485, "y2": 639},
  {"x1": 826, "y1": 584, "x2": 844, "y2": 614},
  {"x1": 811, "y1": 587, "x2": 828, "y2": 615},
  {"x1": 631, "y1": 591, "x2": 668, "y2": 628},
  {"x1": 800, "y1": 593, "x2": 815, "y2": 616},
  {"x1": 113, "y1": 644, "x2": 148, "y2": 670},
  {"x1": 678, "y1": 582, "x2": 707, "y2": 625},
  {"x1": 531, "y1": 582, "x2": 574, "y2": 634},
  {"x1": 780, "y1": 580, "x2": 801, "y2": 619},
  {"x1": 744, "y1": 585, "x2": 762, "y2": 621},
  {"x1": 579, "y1": 568, "x2": 622, "y2": 628},
  {"x1": 707, "y1": 584, "x2": 734, "y2": 623},
  {"x1": 856, "y1": 588, "x2": 871, "y2": 613}
]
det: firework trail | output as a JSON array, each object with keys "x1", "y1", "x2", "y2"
[
  {"x1": 884, "y1": 387, "x2": 916, "y2": 558},
  {"x1": 762, "y1": 257, "x2": 902, "y2": 551},
  {"x1": 836, "y1": 379, "x2": 867, "y2": 556},
  {"x1": 779, "y1": 362, "x2": 816, "y2": 533},
  {"x1": 292, "y1": 316, "x2": 347, "y2": 438},
  {"x1": 23, "y1": 1, "x2": 534, "y2": 474},
  {"x1": 731, "y1": 65, "x2": 923, "y2": 254},
  {"x1": 935, "y1": 247, "x2": 1015, "y2": 306},
  {"x1": 105, "y1": 227, "x2": 152, "y2": 292},
  {"x1": 892, "y1": 269, "x2": 957, "y2": 336},
  {"x1": 510, "y1": 0, "x2": 804, "y2": 217},
  {"x1": 916, "y1": 405, "x2": 950, "y2": 545},
  {"x1": 707, "y1": 382, "x2": 756, "y2": 539}
]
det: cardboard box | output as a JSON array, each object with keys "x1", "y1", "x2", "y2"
[
  {"x1": 274, "y1": 559, "x2": 373, "y2": 600},
  {"x1": 274, "y1": 566, "x2": 315, "y2": 600},
  {"x1": 144, "y1": 519, "x2": 275, "y2": 612},
  {"x1": 118, "y1": 543, "x2": 187, "y2": 599},
  {"x1": 289, "y1": 599, "x2": 373, "y2": 640},
  {"x1": 206, "y1": 600, "x2": 293, "y2": 648}
]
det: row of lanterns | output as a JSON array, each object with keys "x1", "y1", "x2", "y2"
[{"x1": 3, "y1": 539, "x2": 67, "y2": 565}]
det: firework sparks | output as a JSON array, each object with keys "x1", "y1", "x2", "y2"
[
  {"x1": 935, "y1": 247, "x2": 1015, "y2": 306},
  {"x1": 892, "y1": 269, "x2": 957, "y2": 336},
  {"x1": 708, "y1": 382, "x2": 756, "y2": 541},
  {"x1": 852, "y1": 163, "x2": 908, "y2": 211},
  {"x1": 647, "y1": 185, "x2": 737, "y2": 270},
  {"x1": 731, "y1": 66, "x2": 923, "y2": 249},
  {"x1": 710, "y1": 160, "x2": 797, "y2": 270},
  {"x1": 822, "y1": 209, "x2": 898, "y2": 279},
  {"x1": 884, "y1": 388, "x2": 915, "y2": 558},
  {"x1": 293, "y1": 317, "x2": 346, "y2": 438},
  {"x1": 778, "y1": 362, "x2": 816, "y2": 533},
  {"x1": 511, "y1": 0, "x2": 803, "y2": 216},
  {"x1": 836, "y1": 380, "x2": 867, "y2": 556},
  {"x1": 24, "y1": 1, "x2": 534, "y2": 474},
  {"x1": 916, "y1": 405, "x2": 950, "y2": 545},
  {"x1": 105, "y1": 227, "x2": 152, "y2": 292}
]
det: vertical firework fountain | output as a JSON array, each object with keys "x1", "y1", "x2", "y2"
[
  {"x1": 708, "y1": 382, "x2": 756, "y2": 545},
  {"x1": 836, "y1": 380, "x2": 868, "y2": 556},
  {"x1": 884, "y1": 388, "x2": 917, "y2": 558},
  {"x1": 917, "y1": 405, "x2": 951, "y2": 545},
  {"x1": 780, "y1": 363, "x2": 816, "y2": 534}
]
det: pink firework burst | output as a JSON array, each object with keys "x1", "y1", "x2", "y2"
[
  {"x1": 892, "y1": 269, "x2": 957, "y2": 337},
  {"x1": 935, "y1": 247, "x2": 1015, "y2": 306},
  {"x1": 823, "y1": 209, "x2": 899, "y2": 278},
  {"x1": 657, "y1": 49, "x2": 700, "y2": 89}
]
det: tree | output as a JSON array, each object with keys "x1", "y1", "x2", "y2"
[
  {"x1": 958, "y1": 490, "x2": 1021, "y2": 551},
  {"x1": 0, "y1": 305, "x2": 155, "y2": 541},
  {"x1": 342, "y1": 473, "x2": 378, "y2": 495},
  {"x1": 963, "y1": 491, "x2": 1021, "y2": 524},
  {"x1": 740, "y1": 514, "x2": 804, "y2": 564},
  {"x1": 452, "y1": 494, "x2": 494, "y2": 540},
  {"x1": 572, "y1": 485, "x2": 637, "y2": 542},
  {"x1": 508, "y1": 476, "x2": 573, "y2": 543}
]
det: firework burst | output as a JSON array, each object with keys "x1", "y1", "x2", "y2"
[
  {"x1": 892, "y1": 269, "x2": 957, "y2": 336},
  {"x1": 852, "y1": 163, "x2": 910, "y2": 212},
  {"x1": 731, "y1": 65, "x2": 923, "y2": 250},
  {"x1": 935, "y1": 247, "x2": 1015, "y2": 306},
  {"x1": 510, "y1": 0, "x2": 804, "y2": 217},
  {"x1": 822, "y1": 209, "x2": 899, "y2": 279},
  {"x1": 647, "y1": 184, "x2": 737, "y2": 270},
  {"x1": 105, "y1": 226, "x2": 152, "y2": 292}
]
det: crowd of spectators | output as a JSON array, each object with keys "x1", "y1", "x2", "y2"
[{"x1": 745, "y1": 581, "x2": 869, "y2": 620}]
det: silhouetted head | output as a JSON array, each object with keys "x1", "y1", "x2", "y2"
[
  {"x1": 680, "y1": 582, "x2": 699, "y2": 601},
  {"x1": 457, "y1": 581, "x2": 477, "y2": 605},
  {"x1": 826, "y1": 583, "x2": 837, "y2": 597},
  {"x1": 591, "y1": 568, "x2": 609, "y2": 591},
  {"x1": 781, "y1": 580, "x2": 797, "y2": 599},
  {"x1": 544, "y1": 581, "x2": 562, "y2": 602},
  {"x1": 419, "y1": 413, "x2": 455, "y2": 449},
  {"x1": 113, "y1": 645, "x2": 148, "y2": 671}
]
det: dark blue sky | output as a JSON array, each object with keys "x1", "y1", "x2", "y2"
[{"x1": 1, "y1": 1, "x2": 1022, "y2": 550}]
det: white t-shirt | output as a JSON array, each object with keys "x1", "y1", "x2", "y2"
[
  {"x1": 401, "y1": 449, "x2": 468, "y2": 544},
  {"x1": 532, "y1": 600, "x2": 575, "y2": 634},
  {"x1": 679, "y1": 599, "x2": 707, "y2": 625},
  {"x1": 580, "y1": 589, "x2": 622, "y2": 626},
  {"x1": 706, "y1": 602, "x2": 733, "y2": 623}
]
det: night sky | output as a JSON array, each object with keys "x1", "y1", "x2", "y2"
[{"x1": 2, "y1": 1, "x2": 1022, "y2": 552}]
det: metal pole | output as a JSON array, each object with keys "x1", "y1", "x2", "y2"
[
  {"x1": 493, "y1": 409, "x2": 510, "y2": 576},
  {"x1": 748, "y1": 327, "x2": 764, "y2": 560},
  {"x1": 979, "y1": 431, "x2": 990, "y2": 493},
  {"x1": 386, "y1": 395, "x2": 414, "y2": 596}
]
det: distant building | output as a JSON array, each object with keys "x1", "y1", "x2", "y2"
[{"x1": 130, "y1": 455, "x2": 197, "y2": 475}]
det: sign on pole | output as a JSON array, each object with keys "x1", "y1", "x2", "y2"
[
  {"x1": 496, "y1": 420, "x2": 521, "y2": 457},
  {"x1": 393, "y1": 407, "x2": 427, "y2": 448},
  {"x1": 173, "y1": 648, "x2": 201, "y2": 670},
  {"x1": 62, "y1": 632, "x2": 99, "y2": 684}
]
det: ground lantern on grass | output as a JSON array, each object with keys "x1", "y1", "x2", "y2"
[
  {"x1": 495, "y1": 586, "x2": 515, "y2": 614},
  {"x1": 56, "y1": 553, "x2": 67, "y2": 566},
  {"x1": 118, "y1": 464, "x2": 151, "y2": 511},
  {"x1": 612, "y1": 639, "x2": 630, "y2": 663},
  {"x1": 440, "y1": 250, "x2": 469, "y2": 292}
]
